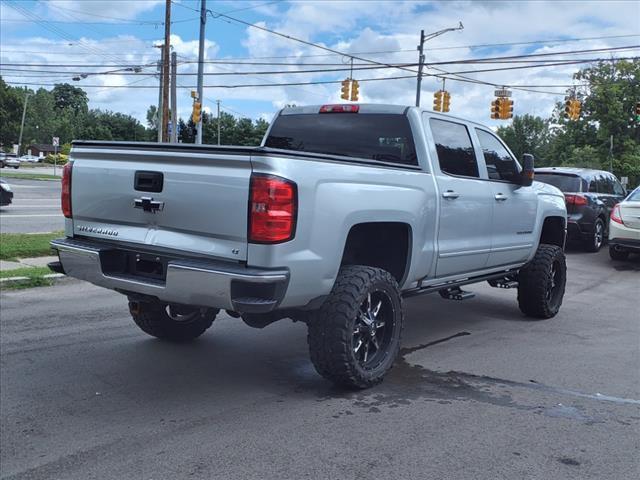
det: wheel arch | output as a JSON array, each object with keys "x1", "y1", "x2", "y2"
[
  {"x1": 539, "y1": 216, "x2": 567, "y2": 249},
  {"x1": 341, "y1": 222, "x2": 412, "y2": 285}
]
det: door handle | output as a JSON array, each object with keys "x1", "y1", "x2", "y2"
[
  {"x1": 494, "y1": 193, "x2": 508, "y2": 201},
  {"x1": 442, "y1": 190, "x2": 460, "y2": 199}
]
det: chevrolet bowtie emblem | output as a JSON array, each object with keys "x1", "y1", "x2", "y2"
[{"x1": 134, "y1": 196, "x2": 164, "y2": 213}]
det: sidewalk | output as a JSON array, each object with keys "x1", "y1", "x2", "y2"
[
  {"x1": 0, "y1": 255, "x2": 59, "y2": 272},
  {"x1": 0, "y1": 255, "x2": 64, "y2": 287}
]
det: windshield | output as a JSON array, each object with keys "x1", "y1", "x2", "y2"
[
  {"x1": 265, "y1": 113, "x2": 418, "y2": 166},
  {"x1": 626, "y1": 188, "x2": 640, "y2": 201},
  {"x1": 535, "y1": 173, "x2": 581, "y2": 192}
]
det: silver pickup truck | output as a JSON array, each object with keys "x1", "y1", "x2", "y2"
[{"x1": 50, "y1": 104, "x2": 567, "y2": 388}]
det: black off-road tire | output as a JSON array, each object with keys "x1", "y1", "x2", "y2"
[
  {"x1": 307, "y1": 265, "x2": 403, "y2": 389},
  {"x1": 584, "y1": 217, "x2": 605, "y2": 252},
  {"x1": 128, "y1": 298, "x2": 217, "y2": 342},
  {"x1": 517, "y1": 244, "x2": 567, "y2": 319},
  {"x1": 609, "y1": 246, "x2": 629, "y2": 261}
]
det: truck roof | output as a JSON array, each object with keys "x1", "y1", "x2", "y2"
[
  {"x1": 535, "y1": 167, "x2": 616, "y2": 177},
  {"x1": 279, "y1": 103, "x2": 491, "y2": 129}
]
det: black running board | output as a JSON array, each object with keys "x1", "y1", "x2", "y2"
[{"x1": 403, "y1": 270, "x2": 517, "y2": 299}]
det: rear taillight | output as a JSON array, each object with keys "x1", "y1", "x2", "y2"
[
  {"x1": 611, "y1": 204, "x2": 624, "y2": 225},
  {"x1": 248, "y1": 174, "x2": 297, "y2": 243},
  {"x1": 61, "y1": 162, "x2": 72, "y2": 218},
  {"x1": 564, "y1": 194, "x2": 587, "y2": 206}
]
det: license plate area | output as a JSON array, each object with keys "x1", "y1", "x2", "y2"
[{"x1": 101, "y1": 250, "x2": 167, "y2": 282}]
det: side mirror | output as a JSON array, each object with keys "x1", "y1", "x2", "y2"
[{"x1": 520, "y1": 154, "x2": 534, "y2": 187}]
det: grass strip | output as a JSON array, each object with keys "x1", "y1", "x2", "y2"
[
  {"x1": 0, "y1": 266, "x2": 54, "y2": 290},
  {"x1": 0, "y1": 172, "x2": 60, "y2": 180},
  {"x1": 0, "y1": 231, "x2": 63, "y2": 261}
]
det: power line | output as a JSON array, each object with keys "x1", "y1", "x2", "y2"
[
  {"x1": 2, "y1": 54, "x2": 636, "y2": 78},
  {"x1": 0, "y1": 73, "x2": 571, "y2": 93},
  {"x1": 5, "y1": 45, "x2": 636, "y2": 69},
  {"x1": 423, "y1": 34, "x2": 640, "y2": 51},
  {"x1": 5, "y1": 1, "x2": 139, "y2": 66},
  {"x1": 6, "y1": 57, "x2": 640, "y2": 78}
]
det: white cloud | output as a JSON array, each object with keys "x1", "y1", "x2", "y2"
[
  {"x1": 1, "y1": 0, "x2": 638, "y2": 127},
  {"x1": 45, "y1": 0, "x2": 163, "y2": 22}
]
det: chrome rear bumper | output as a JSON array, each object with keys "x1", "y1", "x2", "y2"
[{"x1": 51, "y1": 238, "x2": 289, "y2": 312}]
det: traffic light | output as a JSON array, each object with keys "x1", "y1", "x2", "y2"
[
  {"x1": 433, "y1": 90, "x2": 443, "y2": 112},
  {"x1": 500, "y1": 98, "x2": 513, "y2": 119},
  {"x1": 490, "y1": 98, "x2": 502, "y2": 119},
  {"x1": 350, "y1": 80, "x2": 359, "y2": 101},
  {"x1": 191, "y1": 101, "x2": 202, "y2": 124},
  {"x1": 564, "y1": 98, "x2": 572, "y2": 119},
  {"x1": 341, "y1": 79, "x2": 351, "y2": 101},
  {"x1": 571, "y1": 99, "x2": 581, "y2": 119},
  {"x1": 564, "y1": 98, "x2": 581, "y2": 120},
  {"x1": 442, "y1": 91, "x2": 451, "y2": 112},
  {"x1": 635, "y1": 102, "x2": 640, "y2": 120}
]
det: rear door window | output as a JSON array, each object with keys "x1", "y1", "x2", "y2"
[
  {"x1": 429, "y1": 119, "x2": 479, "y2": 178},
  {"x1": 475, "y1": 129, "x2": 520, "y2": 183},
  {"x1": 535, "y1": 173, "x2": 581, "y2": 192},
  {"x1": 613, "y1": 178, "x2": 625, "y2": 196},
  {"x1": 265, "y1": 113, "x2": 418, "y2": 165}
]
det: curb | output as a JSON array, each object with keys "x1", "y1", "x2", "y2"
[{"x1": 0, "y1": 273, "x2": 65, "y2": 287}]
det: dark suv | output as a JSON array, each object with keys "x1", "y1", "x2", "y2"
[{"x1": 535, "y1": 167, "x2": 626, "y2": 252}]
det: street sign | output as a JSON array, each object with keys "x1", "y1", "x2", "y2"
[
  {"x1": 494, "y1": 89, "x2": 512, "y2": 97},
  {"x1": 52, "y1": 137, "x2": 60, "y2": 147},
  {"x1": 621, "y1": 176, "x2": 629, "y2": 186}
]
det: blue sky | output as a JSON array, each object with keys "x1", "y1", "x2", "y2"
[{"x1": 1, "y1": 0, "x2": 638, "y2": 127}]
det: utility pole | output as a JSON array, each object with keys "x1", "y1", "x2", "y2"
[
  {"x1": 415, "y1": 23, "x2": 464, "y2": 107},
  {"x1": 216, "y1": 100, "x2": 221, "y2": 145},
  {"x1": 161, "y1": 0, "x2": 171, "y2": 142},
  {"x1": 156, "y1": 50, "x2": 164, "y2": 143},
  {"x1": 17, "y1": 92, "x2": 31, "y2": 156},
  {"x1": 609, "y1": 135, "x2": 614, "y2": 172},
  {"x1": 415, "y1": 30, "x2": 425, "y2": 107},
  {"x1": 196, "y1": 0, "x2": 206, "y2": 144},
  {"x1": 170, "y1": 51, "x2": 177, "y2": 143}
]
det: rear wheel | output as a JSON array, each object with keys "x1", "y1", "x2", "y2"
[
  {"x1": 585, "y1": 218, "x2": 605, "y2": 252},
  {"x1": 128, "y1": 298, "x2": 218, "y2": 341},
  {"x1": 517, "y1": 244, "x2": 567, "y2": 319},
  {"x1": 307, "y1": 265, "x2": 403, "y2": 389},
  {"x1": 609, "y1": 246, "x2": 629, "y2": 261}
]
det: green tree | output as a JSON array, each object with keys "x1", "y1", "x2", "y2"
[
  {"x1": 252, "y1": 118, "x2": 270, "y2": 145},
  {"x1": 0, "y1": 78, "x2": 25, "y2": 149},
  {"x1": 496, "y1": 114, "x2": 551, "y2": 165},
  {"x1": 51, "y1": 83, "x2": 88, "y2": 114},
  {"x1": 550, "y1": 60, "x2": 640, "y2": 183}
]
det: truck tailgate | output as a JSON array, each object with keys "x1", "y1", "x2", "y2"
[{"x1": 70, "y1": 144, "x2": 252, "y2": 261}]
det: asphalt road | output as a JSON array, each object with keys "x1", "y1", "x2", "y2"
[
  {"x1": 0, "y1": 177, "x2": 63, "y2": 233},
  {"x1": 1, "y1": 249, "x2": 639, "y2": 479}
]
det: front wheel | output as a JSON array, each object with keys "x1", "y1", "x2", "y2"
[
  {"x1": 128, "y1": 298, "x2": 218, "y2": 341},
  {"x1": 307, "y1": 265, "x2": 403, "y2": 389},
  {"x1": 517, "y1": 244, "x2": 567, "y2": 319}
]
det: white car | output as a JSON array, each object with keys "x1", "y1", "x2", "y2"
[
  {"x1": 609, "y1": 187, "x2": 640, "y2": 260},
  {"x1": 19, "y1": 154, "x2": 41, "y2": 163},
  {"x1": 1, "y1": 153, "x2": 20, "y2": 169}
]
